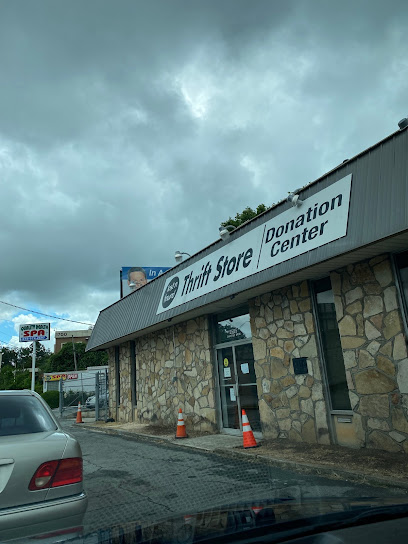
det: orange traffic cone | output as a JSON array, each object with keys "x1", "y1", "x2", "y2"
[
  {"x1": 242, "y1": 409, "x2": 258, "y2": 448},
  {"x1": 175, "y1": 408, "x2": 188, "y2": 438},
  {"x1": 76, "y1": 402, "x2": 83, "y2": 424},
  {"x1": 251, "y1": 506, "x2": 263, "y2": 515}
]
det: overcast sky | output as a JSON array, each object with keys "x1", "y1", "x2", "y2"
[{"x1": 1, "y1": 0, "x2": 407, "y2": 348}]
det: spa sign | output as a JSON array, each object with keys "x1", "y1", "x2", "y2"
[
  {"x1": 19, "y1": 323, "x2": 50, "y2": 342},
  {"x1": 158, "y1": 175, "x2": 352, "y2": 314}
]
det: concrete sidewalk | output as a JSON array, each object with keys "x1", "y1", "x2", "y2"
[{"x1": 75, "y1": 420, "x2": 408, "y2": 492}]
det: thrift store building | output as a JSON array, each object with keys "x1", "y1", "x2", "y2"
[{"x1": 87, "y1": 125, "x2": 408, "y2": 453}]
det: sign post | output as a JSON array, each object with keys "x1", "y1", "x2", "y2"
[
  {"x1": 19, "y1": 323, "x2": 50, "y2": 391},
  {"x1": 31, "y1": 340, "x2": 36, "y2": 391}
]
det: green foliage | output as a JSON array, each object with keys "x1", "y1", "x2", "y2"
[
  {"x1": 48, "y1": 342, "x2": 108, "y2": 373},
  {"x1": 34, "y1": 384, "x2": 43, "y2": 395},
  {"x1": 41, "y1": 390, "x2": 60, "y2": 409},
  {"x1": 0, "y1": 341, "x2": 106, "y2": 393},
  {"x1": 0, "y1": 365, "x2": 15, "y2": 390},
  {"x1": 0, "y1": 342, "x2": 51, "y2": 391},
  {"x1": 0, "y1": 367, "x2": 43, "y2": 391},
  {"x1": 11, "y1": 370, "x2": 31, "y2": 390},
  {"x1": 222, "y1": 204, "x2": 268, "y2": 229},
  {"x1": 0, "y1": 368, "x2": 44, "y2": 391},
  {"x1": 0, "y1": 342, "x2": 51, "y2": 372}
]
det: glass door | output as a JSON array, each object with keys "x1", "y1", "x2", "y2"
[
  {"x1": 235, "y1": 343, "x2": 262, "y2": 432},
  {"x1": 217, "y1": 342, "x2": 261, "y2": 434},
  {"x1": 217, "y1": 347, "x2": 240, "y2": 430}
]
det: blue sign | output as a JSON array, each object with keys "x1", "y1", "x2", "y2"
[{"x1": 120, "y1": 266, "x2": 171, "y2": 298}]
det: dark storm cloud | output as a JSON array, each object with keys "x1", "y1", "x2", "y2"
[{"x1": 0, "y1": 0, "x2": 407, "y2": 325}]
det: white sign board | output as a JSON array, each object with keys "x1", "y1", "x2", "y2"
[
  {"x1": 157, "y1": 175, "x2": 352, "y2": 314},
  {"x1": 19, "y1": 323, "x2": 50, "y2": 342}
]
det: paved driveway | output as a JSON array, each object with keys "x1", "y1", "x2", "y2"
[{"x1": 62, "y1": 421, "x2": 407, "y2": 533}]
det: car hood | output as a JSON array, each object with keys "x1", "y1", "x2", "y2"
[
  {"x1": 49, "y1": 495, "x2": 408, "y2": 544},
  {"x1": 0, "y1": 431, "x2": 68, "y2": 510}
]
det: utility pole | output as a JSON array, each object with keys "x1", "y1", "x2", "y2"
[
  {"x1": 71, "y1": 335, "x2": 77, "y2": 371},
  {"x1": 31, "y1": 341, "x2": 36, "y2": 391}
]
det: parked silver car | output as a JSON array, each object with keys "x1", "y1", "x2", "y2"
[
  {"x1": 85, "y1": 392, "x2": 109, "y2": 409},
  {"x1": 0, "y1": 390, "x2": 88, "y2": 541}
]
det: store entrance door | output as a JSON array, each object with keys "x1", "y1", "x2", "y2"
[{"x1": 217, "y1": 342, "x2": 262, "y2": 436}]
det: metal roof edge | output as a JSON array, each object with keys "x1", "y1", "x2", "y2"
[{"x1": 87, "y1": 228, "x2": 408, "y2": 352}]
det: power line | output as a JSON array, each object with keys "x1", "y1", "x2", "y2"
[
  {"x1": 0, "y1": 332, "x2": 14, "y2": 347},
  {"x1": 0, "y1": 300, "x2": 93, "y2": 326}
]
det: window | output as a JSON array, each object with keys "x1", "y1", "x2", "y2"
[
  {"x1": 0, "y1": 395, "x2": 57, "y2": 436},
  {"x1": 215, "y1": 306, "x2": 251, "y2": 345},
  {"x1": 394, "y1": 251, "x2": 408, "y2": 332},
  {"x1": 313, "y1": 277, "x2": 351, "y2": 411}
]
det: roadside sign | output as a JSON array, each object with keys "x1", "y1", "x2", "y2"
[
  {"x1": 44, "y1": 373, "x2": 78, "y2": 381},
  {"x1": 19, "y1": 323, "x2": 50, "y2": 342}
]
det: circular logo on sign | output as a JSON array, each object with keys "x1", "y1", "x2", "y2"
[
  {"x1": 162, "y1": 276, "x2": 180, "y2": 308},
  {"x1": 224, "y1": 358, "x2": 229, "y2": 367}
]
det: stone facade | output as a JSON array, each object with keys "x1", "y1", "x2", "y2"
[
  {"x1": 107, "y1": 344, "x2": 133, "y2": 422},
  {"x1": 331, "y1": 254, "x2": 408, "y2": 453},
  {"x1": 249, "y1": 281, "x2": 330, "y2": 445},
  {"x1": 107, "y1": 317, "x2": 217, "y2": 432},
  {"x1": 105, "y1": 253, "x2": 408, "y2": 454}
]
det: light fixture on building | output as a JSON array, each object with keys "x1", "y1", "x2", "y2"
[
  {"x1": 287, "y1": 192, "x2": 303, "y2": 207},
  {"x1": 175, "y1": 250, "x2": 191, "y2": 263},
  {"x1": 219, "y1": 225, "x2": 235, "y2": 240},
  {"x1": 398, "y1": 118, "x2": 408, "y2": 130}
]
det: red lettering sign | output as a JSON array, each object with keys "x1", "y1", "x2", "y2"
[{"x1": 24, "y1": 331, "x2": 30, "y2": 337}]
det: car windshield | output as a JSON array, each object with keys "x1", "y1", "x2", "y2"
[{"x1": 0, "y1": 396, "x2": 57, "y2": 436}]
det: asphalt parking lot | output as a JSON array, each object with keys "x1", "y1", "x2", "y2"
[{"x1": 62, "y1": 420, "x2": 408, "y2": 533}]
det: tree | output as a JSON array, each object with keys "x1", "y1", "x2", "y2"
[
  {"x1": 0, "y1": 343, "x2": 51, "y2": 391},
  {"x1": 0, "y1": 347, "x2": 19, "y2": 367},
  {"x1": 48, "y1": 342, "x2": 108, "y2": 372},
  {"x1": 0, "y1": 343, "x2": 51, "y2": 371},
  {"x1": 221, "y1": 203, "x2": 268, "y2": 228},
  {"x1": 0, "y1": 365, "x2": 15, "y2": 390}
]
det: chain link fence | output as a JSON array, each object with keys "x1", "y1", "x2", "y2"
[{"x1": 58, "y1": 369, "x2": 109, "y2": 421}]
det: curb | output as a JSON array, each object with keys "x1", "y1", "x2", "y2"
[
  {"x1": 211, "y1": 448, "x2": 408, "y2": 491},
  {"x1": 80, "y1": 424, "x2": 408, "y2": 492},
  {"x1": 81, "y1": 425, "x2": 171, "y2": 446}
]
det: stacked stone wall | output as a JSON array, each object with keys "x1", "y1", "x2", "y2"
[
  {"x1": 249, "y1": 281, "x2": 330, "y2": 444},
  {"x1": 135, "y1": 317, "x2": 217, "y2": 431},
  {"x1": 118, "y1": 343, "x2": 133, "y2": 422},
  {"x1": 331, "y1": 254, "x2": 408, "y2": 452}
]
